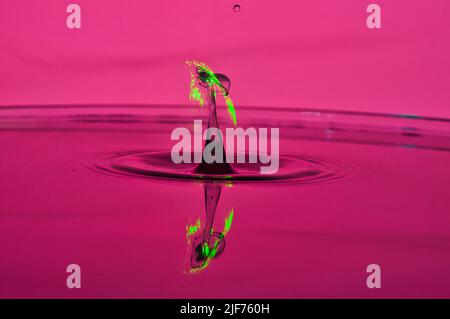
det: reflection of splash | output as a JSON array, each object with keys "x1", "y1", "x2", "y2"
[{"x1": 186, "y1": 183, "x2": 234, "y2": 273}]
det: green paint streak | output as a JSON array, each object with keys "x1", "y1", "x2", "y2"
[{"x1": 225, "y1": 96, "x2": 237, "y2": 126}]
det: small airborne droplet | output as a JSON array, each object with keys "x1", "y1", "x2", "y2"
[{"x1": 233, "y1": 4, "x2": 241, "y2": 13}]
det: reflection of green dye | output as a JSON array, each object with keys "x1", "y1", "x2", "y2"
[
  {"x1": 223, "y1": 209, "x2": 234, "y2": 235},
  {"x1": 202, "y1": 242, "x2": 210, "y2": 256},
  {"x1": 197, "y1": 238, "x2": 221, "y2": 270},
  {"x1": 186, "y1": 218, "x2": 201, "y2": 237},
  {"x1": 209, "y1": 240, "x2": 221, "y2": 258},
  {"x1": 186, "y1": 60, "x2": 237, "y2": 126},
  {"x1": 186, "y1": 208, "x2": 234, "y2": 273}
]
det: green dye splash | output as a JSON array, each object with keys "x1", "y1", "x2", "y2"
[
  {"x1": 225, "y1": 97, "x2": 237, "y2": 126},
  {"x1": 186, "y1": 60, "x2": 237, "y2": 126},
  {"x1": 190, "y1": 85, "x2": 204, "y2": 107}
]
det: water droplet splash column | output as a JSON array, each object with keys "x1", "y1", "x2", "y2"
[{"x1": 186, "y1": 61, "x2": 236, "y2": 175}]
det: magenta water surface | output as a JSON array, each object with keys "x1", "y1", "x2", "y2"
[{"x1": 0, "y1": 105, "x2": 449, "y2": 298}]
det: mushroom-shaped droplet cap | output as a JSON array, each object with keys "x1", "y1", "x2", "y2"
[{"x1": 215, "y1": 73, "x2": 231, "y2": 96}]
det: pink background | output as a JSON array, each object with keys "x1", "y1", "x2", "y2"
[
  {"x1": 1, "y1": 1, "x2": 450, "y2": 299},
  {"x1": 1, "y1": 0, "x2": 450, "y2": 117}
]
